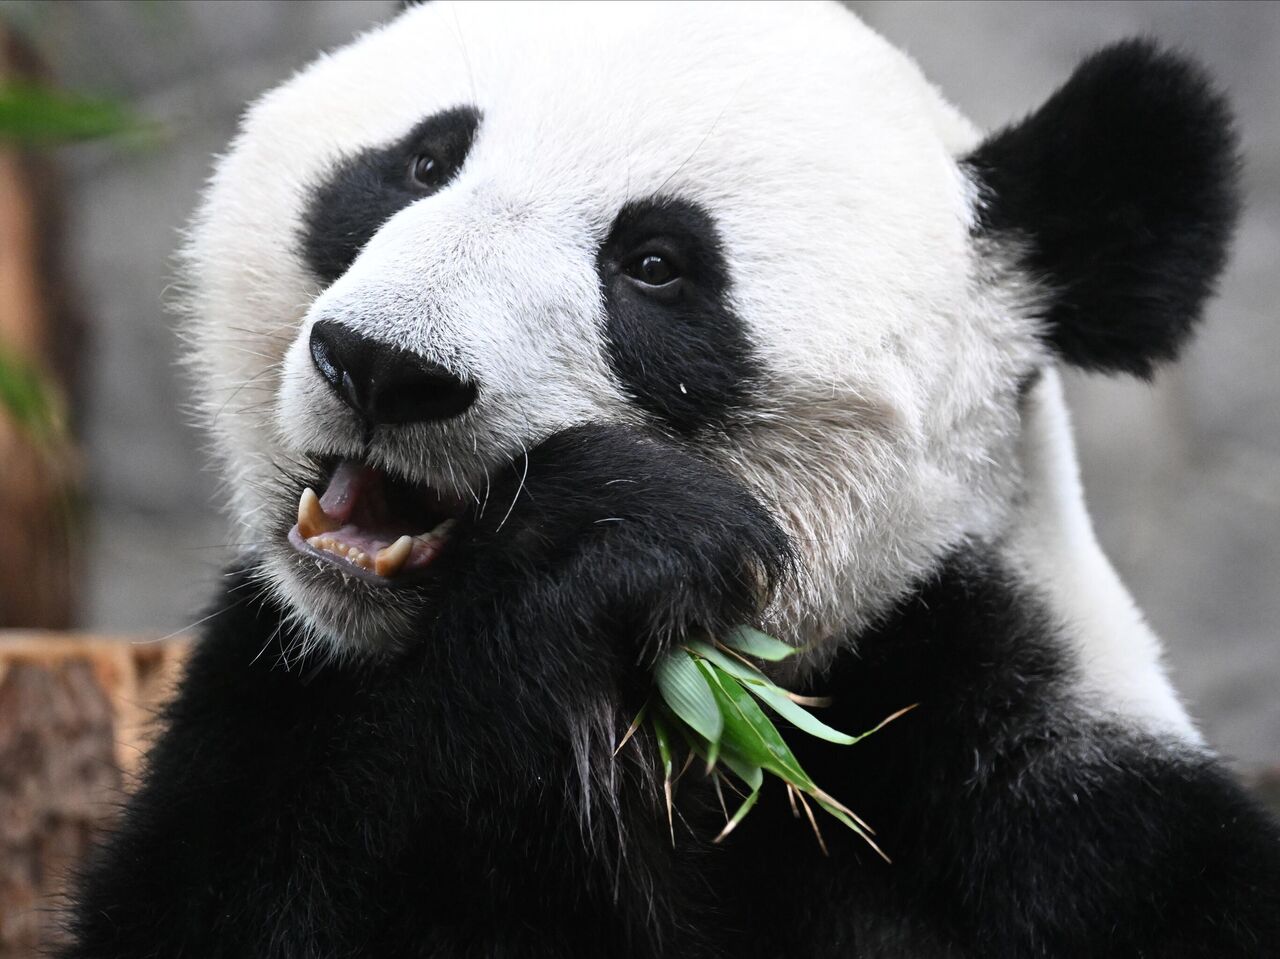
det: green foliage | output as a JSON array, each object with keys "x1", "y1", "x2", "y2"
[
  {"x1": 0, "y1": 82, "x2": 145, "y2": 145},
  {"x1": 0, "y1": 72, "x2": 148, "y2": 438},
  {"x1": 637, "y1": 628, "x2": 914, "y2": 858},
  {"x1": 0, "y1": 343, "x2": 63, "y2": 443}
]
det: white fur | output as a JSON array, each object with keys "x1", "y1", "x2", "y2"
[
  {"x1": 183, "y1": 0, "x2": 1197, "y2": 744},
  {"x1": 1004, "y1": 369, "x2": 1201, "y2": 742}
]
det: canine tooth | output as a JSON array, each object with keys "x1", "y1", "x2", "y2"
[
  {"x1": 298, "y1": 487, "x2": 339, "y2": 538},
  {"x1": 375, "y1": 535, "x2": 414, "y2": 577},
  {"x1": 428, "y1": 518, "x2": 457, "y2": 539}
]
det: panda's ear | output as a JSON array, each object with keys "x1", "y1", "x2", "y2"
[{"x1": 966, "y1": 40, "x2": 1240, "y2": 378}]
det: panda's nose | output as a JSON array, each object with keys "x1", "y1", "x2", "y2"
[{"x1": 308, "y1": 320, "x2": 477, "y2": 425}]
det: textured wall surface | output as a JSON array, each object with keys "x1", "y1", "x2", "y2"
[{"x1": 14, "y1": 1, "x2": 1277, "y2": 765}]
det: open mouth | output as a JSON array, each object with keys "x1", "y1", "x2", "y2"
[{"x1": 286, "y1": 460, "x2": 467, "y2": 584}]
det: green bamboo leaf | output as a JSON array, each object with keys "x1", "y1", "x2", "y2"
[
  {"x1": 689, "y1": 659, "x2": 725, "y2": 769},
  {"x1": 716, "y1": 747, "x2": 763, "y2": 793},
  {"x1": 713, "y1": 778, "x2": 761, "y2": 842},
  {"x1": 813, "y1": 795, "x2": 891, "y2": 863},
  {"x1": 687, "y1": 638, "x2": 771, "y2": 686},
  {"x1": 651, "y1": 711, "x2": 675, "y2": 843},
  {"x1": 745, "y1": 681, "x2": 860, "y2": 745},
  {"x1": 703, "y1": 665, "x2": 818, "y2": 793},
  {"x1": 655, "y1": 649, "x2": 722, "y2": 746},
  {"x1": 0, "y1": 345, "x2": 64, "y2": 444},
  {"x1": 721, "y1": 626, "x2": 797, "y2": 661},
  {"x1": 701, "y1": 669, "x2": 775, "y2": 772},
  {"x1": 641, "y1": 629, "x2": 900, "y2": 855},
  {"x1": 652, "y1": 712, "x2": 674, "y2": 781},
  {"x1": 0, "y1": 84, "x2": 148, "y2": 144},
  {"x1": 690, "y1": 639, "x2": 859, "y2": 745}
]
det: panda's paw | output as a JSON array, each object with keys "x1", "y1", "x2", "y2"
[{"x1": 451, "y1": 423, "x2": 793, "y2": 657}]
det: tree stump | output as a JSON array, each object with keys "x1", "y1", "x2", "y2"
[{"x1": 0, "y1": 635, "x2": 187, "y2": 958}]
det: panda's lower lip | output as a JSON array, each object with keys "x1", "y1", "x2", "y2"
[{"x1": 286, "y1": 522, "x2": 454, "y2": 585}]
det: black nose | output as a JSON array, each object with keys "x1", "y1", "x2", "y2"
[{"x1": 309, "y1": 320, "x2": 477, "y2": 425}]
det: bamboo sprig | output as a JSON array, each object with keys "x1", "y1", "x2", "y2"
[{"x1": 626, "y1": 626, "x2": 915, "y2": 860}]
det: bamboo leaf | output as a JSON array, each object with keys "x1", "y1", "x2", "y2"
[
  {"x1": 721, "y1": 626, "x2": 797, "y2": 661},
  {"x1": 613, "y1": 701, "x2": 648, "y2": 757},
  {"x1": 0, "y1": 84, "x2": 149, "y2": 144},
  {"x1": 745, "y1": 680, "x2": 861, "y2": 745},
  {"x1": 655, "y1": 648, "x2": 722, "y2": 746},
  {"x1": 687, "y1": 638, "x2": 771, "y2": 686},
  {"x1": 651, "y1": 712, "x2": 675, "y2": 844},
  {"x1": 691, "y1": 640, "x2": 859, "y2": 745},
  {"x1": 0, "y1": 344, "x2": 65, "y2": 444},
  {"x1": 813, "y1": 795, "x2": 891, "y2": 864},
  {"x1": 691, "y1": 660, "x2": 724, "y2": 770},
  {"x1": 842, "y1": 703, "x2": 920, "y2": 745},
  {"x1": 639, "y1": 629, "x2": 907, "y2": 856},
  {"x1": 713, "y1": 779, "x2": 760, "y2": 842},
  {"x1": 793, "y1": 789, "x2": 829, "y2": 856},
  {"x1": 716, "y1": 747, "x2": 763, "y2": 793},
  {"x1": 703, "y1": 665, "x2": 818, "y2": 793}
]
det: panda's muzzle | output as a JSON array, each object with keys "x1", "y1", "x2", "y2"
[
  {"x1": 287, "y1": 460, "x2": 466, "y2": 583},
  {"x1": 290, "y1": 323, "x2": 476, "y2": 582}
]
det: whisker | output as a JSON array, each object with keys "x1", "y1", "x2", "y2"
[{"x1": 496, "y1": 448, "x2": 530, "y2": 532}]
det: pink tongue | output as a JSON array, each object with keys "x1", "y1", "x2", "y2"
[{"x1": 318, "y1": 461, "x2": 378, "y2": 524}]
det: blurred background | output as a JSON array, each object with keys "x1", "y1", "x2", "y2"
[{"x1": 0, "y1": 1, "x2": 1275, "y2": 951}]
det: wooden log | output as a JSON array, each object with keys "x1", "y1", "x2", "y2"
[{"x1": 0, "y1": 634, "x2": 188, "y2": 958}]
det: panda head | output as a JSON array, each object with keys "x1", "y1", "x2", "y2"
[{"x1": 185, "y1": 1, "x2": 1237, "y2": 658}]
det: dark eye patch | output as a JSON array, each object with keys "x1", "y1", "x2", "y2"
[
  {"x1": 597, "y1": 197, "x2": 761, "y2": 436},
  {"x1": 300, "y1": 105, "x2": 481, "y2": 285}
]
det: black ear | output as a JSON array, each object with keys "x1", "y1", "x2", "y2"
[{"x1": 967, "y1": 40, "x2": 1240, "y2": 377}]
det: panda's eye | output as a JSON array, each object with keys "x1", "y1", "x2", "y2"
[
  {"x1": 409, "y1": 152, "x2": 445, "y2": 189},
  {"x1": 623, "y1": 252, "x2": 681, "y2": 289}
]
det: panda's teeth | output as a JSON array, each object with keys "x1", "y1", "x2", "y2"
[
  {"x1": 302, "y1": 518, "x2": 458, "y2": 577},
  {"x1": 428, "y1": 518, "x2": 457, "y2": 540},
  {"x1": 297, "y1": 487, "x2": 340, "y2": 539},
  {"x1": 375, "y1": 535, "x2": 414, "y2": 577}
]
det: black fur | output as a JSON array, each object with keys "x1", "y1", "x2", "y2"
[
  {"x1": 724, "y1": 549, "x2": 1280, "y2": 957},
  {"x1": 967, "y1": 40, "x2": 1241, "y2": 377},
  {"x1": 64, "y1": 37, "x2": 1277, "y2": 959},
  {"x1": 301, "y1": 106, "x2": 481, "y2": 285},
  {"x1": 597, "y1": 198, "x2": 762, "y2": 435},
  {"x1": 62, "y1": 484, "x2": 1280, "y2": 957},
  {"x1": 61, "y1": 425, "x2": 791, "y2": 959}
]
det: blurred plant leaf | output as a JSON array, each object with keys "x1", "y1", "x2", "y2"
[
  {"x1": 0, "y1": 341, "x2": 64, "y2": 443},
  {"x1": 0, "y1": 82, "x2": 148, "y2": 144}
]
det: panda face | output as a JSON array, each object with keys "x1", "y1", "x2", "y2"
[{"x1": 186, "y1": 1, "x2": 1044, "y2": 655}]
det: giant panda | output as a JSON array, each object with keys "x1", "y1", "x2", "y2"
[{"x1": 63, "y1": 2, "x2": 1280, "y2": 957}]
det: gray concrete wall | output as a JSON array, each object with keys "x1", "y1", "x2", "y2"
[{"x1": 13, "y1": 1, "x2": 1277, "y2": 765}]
